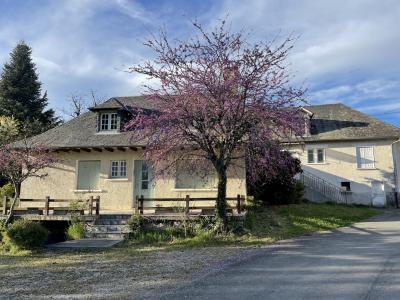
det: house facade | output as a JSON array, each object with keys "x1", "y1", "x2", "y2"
[
  {"x1": 19, "y1": 98, "x2": 400, "y2": 210},
  {"x1": 19, "y1": 97, "x2": 246, "y2": 213},
  {"x1": 289, "y1": 104, "x2": 400, "y2": 207}
]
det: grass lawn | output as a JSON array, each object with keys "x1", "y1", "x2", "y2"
[
  {"x1": 0, "y1": 202, "x2": 381, "y2": 299},
  {"x1": 168, "y1": 202, "x2": 381, "y2": 247}
]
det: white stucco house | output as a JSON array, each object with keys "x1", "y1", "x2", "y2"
[
  {"x1": 18, "y1": 97, "x2": 400, "y2": 210},
  {"x1": 289, "y1": 103, "x2": 400, "y2": 207}
]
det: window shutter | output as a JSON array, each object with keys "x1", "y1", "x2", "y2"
[
  {"x1": 356, "y1": 147, "x2": 362, "y2": 168},
  {"x1": 77, "y1": 161, "x2": 100, "y2": 190},
  {"x1": 96, "y1": 113, "x2": 100, "y2": 132},
  {"x1": 364, "y1": 147, "x2": 375, "y2": 168},
  {"x1": 356, "y1": 147, "x2": 374, "y2": 169}
]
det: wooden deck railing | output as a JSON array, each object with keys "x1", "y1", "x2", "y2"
[
  {"x1": 136, "y1": 194, "x2": 245, "y2": 216},
  {"x1": 1, "y1": 196, "x2": 100, "y2": 216}
]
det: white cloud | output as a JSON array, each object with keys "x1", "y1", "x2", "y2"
[
  {"x1": 214, "y1": 0, "x2": 400, "y2": 122},
  {"x1": 1, "y1": 0, "x2": 399, "y2": 124}
]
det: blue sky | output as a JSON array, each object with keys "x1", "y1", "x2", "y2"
[{"x1": 0, "y1": 0, "x2": 399, "y2": 125}]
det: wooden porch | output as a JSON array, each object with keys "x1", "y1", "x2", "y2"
[
  {"x1": 135, "y1": 194, "x2": 246, "y2": 220},
  {"x1": 1, "y1": 196, "x2": 100, "y2": 221},
  {"x1": 1, "y1": 195, "x2": 247, "y2": 221}
]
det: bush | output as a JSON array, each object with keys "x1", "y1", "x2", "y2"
[
  {"x1": 0, "y1": 219, "x2": 5, "y2": 242},
  {"x1": 127, "y1": 214, "x2": 146, "y2": 238},
  {"x1": 126, "y1": 216, "x2": 241, "y2": 245},
  {"x1": 4, "y1": 219, "x2": 48, "y2": 250},
  {"x1": 0, "y1": 183, "x2": 14, "y2": 206},
  {"x1": 66, "y1": 222, "x2": 85, "y2": 240},
  {"x1": 248, "y1": 152, "x2": 304, "y2": 205}
]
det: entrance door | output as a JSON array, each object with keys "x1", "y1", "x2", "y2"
[
  {"x1": 371, "y1": 181, "x2": 385, "y2": 207},
  {"x1": 133, "y1": 160, "x2": 154, "y2": 208}
]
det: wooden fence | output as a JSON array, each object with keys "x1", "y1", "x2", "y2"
[
  {"x1": 136, "y1": 194, "x2": 245, "y2": 216},
  {"x1": 2, "y1": 196, "x2": 100, "y2": 216}
]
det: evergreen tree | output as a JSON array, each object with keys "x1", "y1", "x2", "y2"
[{"x1": 0, "y1": 41, "x2": 60, "y2": 136}]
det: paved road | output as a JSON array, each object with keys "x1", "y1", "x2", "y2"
[{"x1": 163, "y1": 211, "x2": 400, "y2": 300}]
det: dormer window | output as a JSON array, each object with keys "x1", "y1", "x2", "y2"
[{"x1": 100, "y1": 112, "x2": 118, "y2": 131}]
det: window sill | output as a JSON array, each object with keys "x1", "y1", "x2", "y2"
[
  {"x1": 72, "y1": 190, "x2": 105, "y2": 193},
  {"x1": 307, "y1": 162, "x2": 328, "y2": 165},
  {"x1": 105, "y1": 178, "x2": 129, "y2": 182},
  {"x1": 172, "y1": 188, "x2": 218, "y2": 192},
  {"x1": 357, "y1": 168, "x2": 377, "y2": 170}
]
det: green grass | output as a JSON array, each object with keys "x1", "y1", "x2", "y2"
[
  {"x1": 244, "y1": 202, "x2": 381, "y2": 244},
  {"x1": 125, "y1": 202, "x2": 382, "y2": 249}
]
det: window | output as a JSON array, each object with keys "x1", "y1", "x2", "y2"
[
  {"x1": 175, "y1": 160, "x2": 217, "y2": 189},
  {"x1": 100, "y1": 112, "x2": 118, "y2": 131},
  {"x1": 341, "y1": 181, "x2": 351, "y2": 191},
  {"x1": 307, "y1": 148, "x2": 325, "y2": 164},
  {"x1": 77, "y1": 160, "x2": 100, "y2": 190},
  {"x1": 356, "y1": 147, "x2": 375, "y2": 169},
  {"x1": 141, "y1": 162, "x2": 149, "y2": 189},
  {"x1": 110, "y1": 160, "x2": 127, "y2": 178},
  {"x1": 307, "y1": 149, "x2": 314, "y2": 163}
]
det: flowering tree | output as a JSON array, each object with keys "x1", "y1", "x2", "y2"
[
  {"x1": 127, "y1": 20, "x2": 306, "y2": 225},
  {"x1": 0, "y1": 143, "x2": 59, "y2": 224}
]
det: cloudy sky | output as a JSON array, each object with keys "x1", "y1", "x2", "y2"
[{"x1": 0, "y1": 0, "x2": 399, "y2": 124}]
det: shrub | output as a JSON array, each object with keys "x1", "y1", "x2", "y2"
[
  {"x1": 127, "y1": 214, "x2": 146, "y2": 238},
  {"x1": 66, "y1": 222, "x2": 85, "y2": 240},
  {"x1": 248, "y1": 152, "x2": 304, "y2": 205},
  {"x1": 0, "y1": 219, "x2": 5, "y2": 242},
  {"x1": 0, "y1": 182, "x2": 14, "y2": 206},
  {"x1": 4, "y1": 219, "x2": 48, "y2": 250}
]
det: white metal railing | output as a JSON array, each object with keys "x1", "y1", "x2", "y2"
[{"x1": 299, "y1": 170, "x2": 350, "y2": 204}]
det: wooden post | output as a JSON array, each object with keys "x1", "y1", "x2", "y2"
[
  {"x1": 2, "y1": 196, "x2": 7, "y2": 215},
  {"x1": 89, "y1": 196, "x2": 94, "y2": 215},
  {"x1": 45, "y1": 196, "x2": 50, "y2": 216},
  {"x1": 139, "y1": 195, "x2": 144, "y2": 215},
  {"x1": 95, "y1": 196, "x2": 100, "y2": 215},
  {"x1": 236, "y1": 194, "x2": 241, "y2": 214},
  {"x1": 134, "y1": 196, "x2": 139, "y2": 214},
  {"x1": 185, "y1": 195, "x2": 190, "y2": 216}
]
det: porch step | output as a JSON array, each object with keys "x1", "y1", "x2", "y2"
[
  {"x1": 97, "y1": 214, "x2": 131, "y2": 220},
  {"x1": 89, "y1": 232, "x2": 127, "y2": 240},
  {"x1": 90, "y1": 225, "x2": 130, "y2": 233},
  {"x1": 95, "y1": 219, "x2": 129, "y2": 225},
  {"x1": 86, "y1": 214, "x2": 132, "y2": 239}
]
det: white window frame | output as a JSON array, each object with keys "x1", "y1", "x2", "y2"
[
  {"x1": 356, "y1": 146, "x2": 375, "y2": 169},
  {"x1": 110, "y1": 160, "x2": 127, "y2": 178},
  {"x1": 307, "y1": 148, "x2": 326, "y2": 164},
  {"x1": 100, "y1": 112, "x2": 118, "y2": 131}
]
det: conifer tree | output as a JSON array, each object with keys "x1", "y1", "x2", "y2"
[{"x1": 0, "y1": 42, "x2": 60, "y2": 136}]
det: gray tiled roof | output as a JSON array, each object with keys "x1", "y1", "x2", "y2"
[
  {"x1": 89, "y1": 96, "x2": 155, "y2": 111},
  {"x1": 305, "y1": 103, "x2": 400, "y2": 142},
  {"x1": 21, "y1": 98, "x2": 400, "y2": 149}
]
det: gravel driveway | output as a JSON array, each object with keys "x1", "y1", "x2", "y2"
[{"x1": 161, "y1": 210, "x2": 400, "y2": 300}]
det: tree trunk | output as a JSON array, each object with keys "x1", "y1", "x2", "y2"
[
  {"x1": 216, "y1": 169, "x2": 228, "y2": 228},
  {"x1": 4, "y1": 183, "x2": 20, "y2": 226}
]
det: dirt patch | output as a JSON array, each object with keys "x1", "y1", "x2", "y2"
[{"x1": 0, "y1": 245, "x2": 243, "y2": 299}]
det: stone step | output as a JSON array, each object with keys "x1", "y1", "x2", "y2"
[
  {"x1": 90, "y1": 225, "x2": 130, "y2": 233},
  {"x1": 97, "y1": 214, "x2": 132, "y2": 220},
  {"x1": 96, "y1": 219, "x2": 129, "y2": 225},
  {"x1": 88, "y1": 232, "x2": 128, "y2": 240}
]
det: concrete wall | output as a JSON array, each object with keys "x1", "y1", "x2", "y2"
[
  {"x1": 289, "y1": 139, "x2": 397, "y2": 206},
  {"x1": 20, "y1": 150, "x2": 246, "y2": 213}
]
